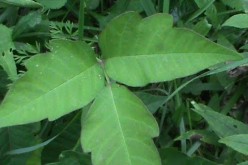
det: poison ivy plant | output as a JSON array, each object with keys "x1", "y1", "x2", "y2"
[
  {"x1": 0, "y1": 12, "x2": 242, "y2": 165},
  {"x1": 82, "y1": 84, "x2": 160, "y2": 165}
]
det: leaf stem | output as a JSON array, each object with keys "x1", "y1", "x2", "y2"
[
  {"x1": 72, "y1": 138, "x2": 81, "y2": 151},
  {"x1": 97, "y1": 58, "x2": 111, "y2": 85},
  {"x1": 78, "y1": 0, "x2": 85, "y2": 40},
  {"x1": 104, "y1": 70, "x2": 111, "y2": 85}
]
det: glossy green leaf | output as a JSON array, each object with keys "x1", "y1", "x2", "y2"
[
  {"x1": 191, "y1": 101, "x2": 248, "y2": 138},
  {"x1": 219, "y1": 134, "x2": 248, "y2": 155},
  {"x1": 0, "y1": 39, "x2": 104, "y2": 128},
  {"x1": 223, "y1": 14, "x2": 248, "y2": 29},
  {"x1": 81, "y1": 84, "x2": 161, "y2": 165},
  {"x1": 100, "y1": 12, "x2": 242, "y2": 87},
  {"x1": 36, "y1": 0, "x2": 67, "y2": 9},
  {"x1": 0, "y1": 0, "x2": 41, "y2": 8}
]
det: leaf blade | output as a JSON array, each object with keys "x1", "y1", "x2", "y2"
[
  {"x1": 191, "y1": 101, "x2": 248, "y2": 138},
  {"x1": 1, "y1": 0, "x2": 42, "y2": 8},
  {"x1": 223, "y1": 14, "x2": 248, "y2": 29},
  {"x1": 81, "y1": 84, "x2": 161, "y2": 165},
  {"x1": 219, "y1": 134, "x2": 248, "y2": 155},
  {"x1": 100, "y1": 12, "x2": 242, "y2": 87},
  {"x1": 0, "y1": 124, "x2": 40, "y2": 164},
  {"x1": 0, "y1": 25, "x2": 17, "y2": 81},
  {"x1": 0, "y1": 39, "x2": 104, "y2": 128},
  {"x1": 36, "y1": 0, "x2": 67, "y2": 9}
]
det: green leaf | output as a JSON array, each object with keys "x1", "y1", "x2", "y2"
[
  {"x1": 0, "y1": 0, "x2": 41, "y2": 8},
  {"x1": 238, "y1": 161, "x2": 248, "y2": 165},
  {"x1": 188, "y1": 0, "x2": 215, "y2": 22},
  {"x1": 0, "y1": 24, "x2": 14, "y2": 53},
  {"x1": 135, "y1": 92, "x2": 165, "y2": 114},
  {"x1": 92, "y1": 0, "x2": 131, "y2": 28},
  {"x1": 140, "y1": 0, "x2": 156, "y2": 16},
  {"x1": 127, "y1": 0, "x2": 143, "y2": 12},
  {"x1": 48, "y1": 151, "x2": 92, "y2": 165},
  {"x1": 219, "y1": 134, "x2": 248, "y2": 155},
  {"x1": 6, "y1": 135, "x2": 57, "y2": 155},
  {"x1": 26, "y1": 147, "x2": 42, "y2": 165},
  {"x1": 0, "y1": 67, "x2": 10, "y2": 97},
  {"x1": 223, "y1": 14, "x2": 248, "y2": 29},
  {"x1": 13, "y1": 11, "x2": 42, "y2": 39},
  {"x1": 175, "y1": 130, "x2": 220, "y2": 145},
  {"x1": 36, "y1": 0, "x2": 67, "y2": 9},
  {"x1": 0, "y1": 123, "x2": 40, "y2": 164},
  {"x1": 193, "y1": 18, "x2": 212, "y2": 36},
  {"x1": 191, "y1": 101, "x2": 248, "y2": 138},
  {"x1": 42, "y1": 114, "x2": 81, "y2": 163},
  {"x1": 100, "y1": 12, "x2": 242, "y2": 87},
  {"x1": 0, "y1": 39, "x2": 104, "y2": 128},
  {"x1": 220, "y1": 0, "x2": 248, "y2": 12},
  {"x1": 0, "y1": 25, "x2": 17, "y2": 81},
  {"x1": 0, "y1": 50, "x2": 17, "y2": 81},
  {"x1": 160, "y1": 148, "x2": 218, "y2": 165},
  {"x1": 86, "y1": 0, "x2": 100, "y2": 10},
  {"x1": 81, "y1": 84, "x2": 161, "y2": 165}
]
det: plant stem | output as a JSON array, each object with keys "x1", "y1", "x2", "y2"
[
  {"x1": 72, "y1": 138, "x2": 81, "y2": 151},
  {"x1": 78, "y1": 0, "x2": 85, "y2": 40},
  {"x1": 163, "y1": 0, "x2": 170, "y2": 13}
]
